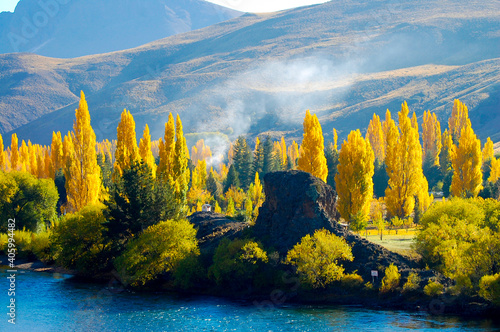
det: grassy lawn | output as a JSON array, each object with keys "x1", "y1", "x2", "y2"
[{"x1": 356, "y1": 228, "x2": 419, "y2": 258}]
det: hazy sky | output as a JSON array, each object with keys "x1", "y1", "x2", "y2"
[
  {"x1": 205, "y1": 0, "x2": 330, "y2": 12},
  {"x1": 0, "y1": 0, "x2": 330, "y2": 13},
  {"x1": 0, "y1": 0, "x2": 19, "y2": 13}
]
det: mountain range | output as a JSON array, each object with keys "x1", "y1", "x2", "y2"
[
  {"x1": 0, "y1": 0, "x2": 499, "y2": 147},
  {"x1": 0, "y1": 0, "x2": 241, "y2": 57}
]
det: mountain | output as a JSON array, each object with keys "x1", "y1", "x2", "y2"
[
  {"x1": 0, "y1": 0, "x2": 241, "y2": 58},
  {"x1": 0, "y1": 0, "x2": 499, "y2": 147}
]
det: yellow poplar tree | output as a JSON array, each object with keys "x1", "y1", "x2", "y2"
[
  {"x1": 248, "y1": 172, "x2": 265, "y2": 216},
  {"x1": 0, "y1": 133, "x2": 4, "y2": 170},
  {"x1": 113, "y1": 109, "x2": 140, "y2": 178},
  {"x1": 226, "y1": 197, "x2": 235, "y2": 217},
  {"x1": 29, "y1": 143, "x2": 38, "y2": 176},
  {"x1": 187, "y1": 159, "x2": 211, "y2": 210},
  {"x1": 139, "y1": 124, "x2": 157, "y2": 178},
  {"x1": 366, "y1": 114, "x2": 385, "y2": 161},
  {"x1": 10, "y1": 133, "x2": 19, "y2": 171},
  {"x1": 62, "y1": 132, "x2": 74, "y2": 212},
  {"x1": 335, "y1": 130, "x2": 375, "y2": 223},
  {"x1": 448, "y1": 99, "x2": 469, "y2": 142},
  {"x1": 482, "y1": 137, "x2": 494, "y2": 163},
  {"x1": 43, "y1": 149, "x2": 51, "y2": 179},
  {"x1": 191, "y1": 139, "x2": 212, "y2": 165},
  {"x1": 489, "y1": 157, "x2": 500, "y2": 183},
  {"x1": 385, "y1": 102, "x2": 431, "y2": 218},
  {"x1": 173, "y1": 114, "x2": 190, "y2": 207},
  {"x1": 158, "y1": 113, "x2": 176, "y2": 178},
  {"x1": 19, "y1": 140, "x2": 29, "y2": 172},
  {"x1": 66, "y1": 91, "x2": 101, "y2": 212},
  {"x1": 298, "y1": 110, "x2": 328, "y2": 182},
  {"x1": 333, "y1": 128, "x2": 338, "y2": 152},
  {"x1": 96, "y1": 139, "x2": 113, "y2": 163},
  {"x1": 440, "y1": 129, "x2": 454, "y2": 172},
  {"x1": 50, "y1": 131, "x2": 64, "y2": 178},
  {"x1": 280, "y1": 137, "x2": 288, "y2": 168},
  {"x1": 422, "y1": 111, "x2": 442, "y2": 166},
  {"x1": 273, "y1": 139, "x2": 288, "y2": 169},
  {"x1": 450, "y1": 120, "x2": 483, "y2": 197}
]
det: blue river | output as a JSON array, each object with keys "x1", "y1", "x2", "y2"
[{"x1": 0, "y1": 269, "x2": 498, "y2": 331}]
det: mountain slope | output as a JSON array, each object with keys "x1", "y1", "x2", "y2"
[
  {"x1": 1, "y1": 0, "x2": 499, "y2": 145},
  {"x1": 0, "y1": 0, "x2": 241, "y2": 58}
]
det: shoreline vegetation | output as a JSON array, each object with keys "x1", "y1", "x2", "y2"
[
  {"x1": 0, "y1": 93, "x2": 499, "y2": 320},
  {"x1": 0, "y1": 256, "x2": 497, "y2": 320}
]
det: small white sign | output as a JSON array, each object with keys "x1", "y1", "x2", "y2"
[{"x1": 371, "y1": 270, "x2": 379, "y2": 277}]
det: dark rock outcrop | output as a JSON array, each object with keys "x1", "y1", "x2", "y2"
[
  {"x1": 253, "y1": 170, "x2": 419, "y2": 279},
  {"x1": 253, "y1": 170, "x2": 341, "y2": 253},
  {"x1": 188, "y1": 212, "x2": 248, "y2": 254}
]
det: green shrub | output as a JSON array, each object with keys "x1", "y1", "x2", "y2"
[
  {"x1": 286, "y1": 229, "x2": 353, "y2": 289},
  {"x1": 479, "y1": 273, "x2": 500, "y2": 306},
  {"x1": 415, "y1": 197, "x2": 500, "y2": 294},
  {"x1": 420, "y1": 197, "x2": 484, "y2": 227},
  {"x1": 31, "y1": 229, "x2": 54, "y2": 263},
  {"x1": 173, "y1": 254, "x2": 207, "y2": 290},
  {"x1": 0, "y1": 171, "x2": 58, "y2": 232},
  {"x1": 379, "y1": 264, "x2": 400, "y2": 293},
  {"x1": 51, "y1": 204, "x2": 111, "y2": 276},
  {"x1": 115, "y1": 219, "x2": 199, "y2": 287},
  {"x1": 424, "y1": 280, "x2": 444, "y2": 297},
  {"x1": 208, "y1": 238, "x2": 268, "y2": 290},
  {"x1": 1, "y1": 228, "x2": 56, "y2": 261},
  {"x1": 10, "y1": 230, "x2": 34, "y2": 259},
  {"x1": 0, "y1": 233, "x2": 7, "y2": 254},
  {"x1": 402, "y1": 272, "x2": 421, "y2": 292},
  {"x1": 341, "y1": 273, "x2": 364, "y2": 289}
]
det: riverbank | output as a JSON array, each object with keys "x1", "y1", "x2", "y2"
[
  {"x1": 1, "y1": 255, "x2": 498, "y2": 320},
  {"x1": 3, "y1": 269, "x2": 496, "y2": 332},
  {"x1": 0, "y1": 256, "x2": 74, "y2": 275}
]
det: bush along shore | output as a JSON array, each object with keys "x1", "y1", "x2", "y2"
[{"x1": 1, "y1": 170, "x2": 499, "y2": 319}]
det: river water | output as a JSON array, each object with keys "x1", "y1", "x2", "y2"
[{"x1": 0, "y1": 269, "x2": 498, "y2": 331}]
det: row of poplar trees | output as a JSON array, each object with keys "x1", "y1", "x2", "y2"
[
  {"x1": 0, "y1": 92, "x2": 497, "y2": 226},
  {"x1": 299, "y1": 99, "x2": 499, "y2": 226}
]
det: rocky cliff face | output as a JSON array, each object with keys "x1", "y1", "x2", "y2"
[{"x1": 253, "y1": 170, "x2": 419, "y2": 279}]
